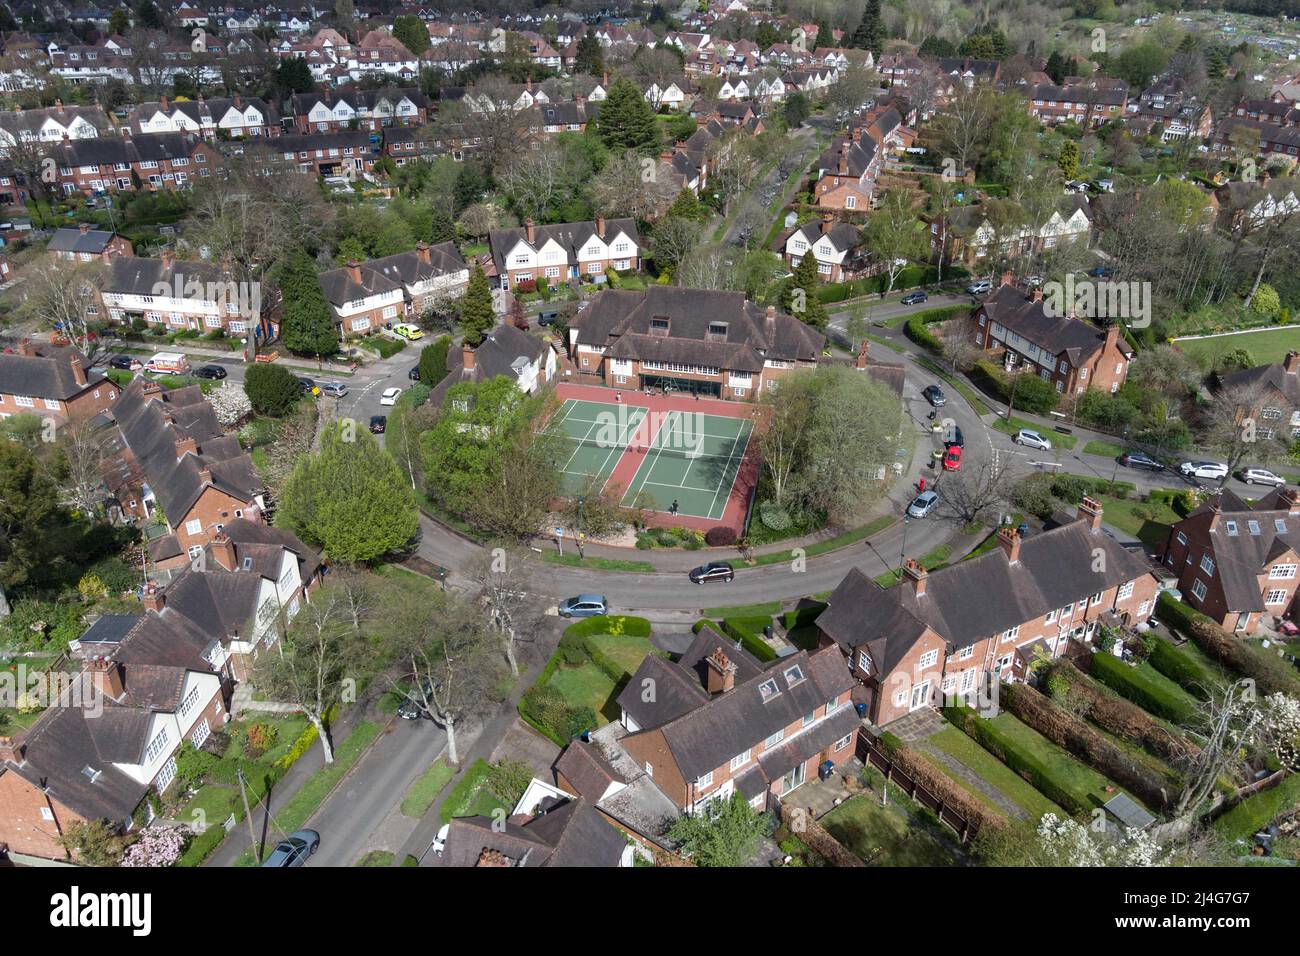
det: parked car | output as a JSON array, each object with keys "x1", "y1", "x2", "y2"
[
  {"x1": 192, "y1": 364, "x2": 228, "y2": 380},
  {"x1": 392, "y1": 322, "x2": 424, "y2": 340},
  {"x1": 408, "y1": 366, "x2": 421, "y2": 381},
  {"x1": 943, "y1": 445, "x2": 962, "y2": 471},
  {"x1": 946, "y1": 424, "x2": 965, "y2": 449},
  {"x1": 1015, "y1": 429, "x2": 1052, "y2": 451},
  {"x1": 688, "y1": 561, "x2": 734, "y2": 584},
  {"x1": 298, "y1": 377, "x2": 319, "y2": 396},
  {"x1": 108, "y1": 354, "x2": 143, "y2": 371},
  {"x1": 966, "y1": 279, "x2": 993, "y2": 295},
  {"x1": 900, "y1": 291, "x2": 928, "y2": 305},
  {"x1": 558, "y1": 595, "x2": 608, "y2": 618},
  {"x1": 922, "y1": 384, "x2": 946, "y2": 407},
  {"x1": 431, "y1": 823, "x2": 450, "y2": 858},
  {"x1": 1179, "y1": 460, "x2": 1229, "y2": 481},
  {"x1": 1119, "y1": 451, "x2": 1164, "y2": 472},
  {"x1": 369, "y1": 415, "x2": 386, "y2": 434},
  {"x1": 380, "y1": 387, "x2": 402, "y2": 406},
  {"x1": 1024, "y1": 275, "x2": 1044, "y2": 288},
  {"x1": 1238, "y1": 467, "x2": 1285, "y2": 487},
  {"x1": 320, "y1": 382, "x2": 348, "y2": 398},
  {"x1": 538, "y1": 310, "x2": 560, "y2": 326},
  {"x1": 397, "y1": 678, "x2": 436, "y2": 720},
  {"x1": 906, "y1": 490, "x2": 939, "y2": 518},
  {"x1": 261, "y1": 830, "x2": 320, "y2": 867},
  {"x1": 1088, "y1": 265, "x2": 1114, "y2": 278}
]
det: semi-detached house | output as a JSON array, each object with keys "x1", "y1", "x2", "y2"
[
  {"x1": 127, "y1": 94, "x2": 281, "y2": 139},
  {"x1": 95, "y1": 251, "x2": 270, "y2": 339},
  {"x1": 317, "y1": 243, "x2": 470, "y2": 336},
  {"x1": 488, "y1": 216, "x2": 640, "y2": 290},
  {"x1": 817, "y1": 498, "x2": 1160, "y2": 727},
  {"x1": 0, "y1": 339, "x2": 118, "y2": 424},
  {"x1": 782, "y1": 215, "x2": 863, "y2": 282}
]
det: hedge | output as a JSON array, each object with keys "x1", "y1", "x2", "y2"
[
  {"x1": 1001, "y1": 683, "x2": 1176, "y2": 810},
  {"x1": 1087, "y1": 651, "x2": 1198, "y2": 724},
  {"x1": 1156, "y1": 592, "x2": 1300, "y2": 697},
  {"x1": 1214, "y1": 772, "x2": 1300, "y2": 843},
  {"x1": 972, "y1": 360, "x2": 1060, "y2": 415},
  {"x1": 720, "y1": 616, "x2": 778, "y2": 662},
  {"x1": 1146, "y1": 638, "x2": 1218, "y2": 700},
  {"x1": 879, "y1": 733, "x2": 1007, "y2": 833},
  {"x1": 943, "y1": 703, "x2": 1093, "y2": 815},
  {"x1": 563, "y1": 615, "x2": 652, "y2": 640},
  {"x1": 782, "y1": 602, "x2": 827, "y2": 630},
  {"x1": 905, "y1": 315, "x2": 943, "y2": 354}
]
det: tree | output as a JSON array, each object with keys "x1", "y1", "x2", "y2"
[
  {"x1": 940, "y1": 456, "x2": 1018, "y2": 526},
  {"x1": 418, "y1": 336, "x2": 451, "y2": 386},
  {"x1": 378, "y1": 584, "x2": 507, "y2": 764},
  {"x1": 937, "y1": 82, "x2": 997, "y2": 179},
  {"x1": 781, "y1": 252, "x2": 829, "y2": 330},
  {"x1": 467, "y1": 546, "x2": 544, "y2": 676},
  {"x1": 595, "y1": 77, "x2": 659, "y2": 154},
  {"x1": 275, "y1": 57, "x2": 314, "y2": 94},
  {"x1": 458, "y1": 263, "x2": 495, "y2": 345},
  {"x1": 59, "y1": 819, "x2": 128, "y2": 866},
  {"x1": 1058, "y1": 140, "x2": 1080, "y2": 181},
  {"x1": 1198, "y1": 381, "x2": 1290, "y2": 485},
  {"x1": 783, "y1": 91, "x2": 810, "y2": 129},
  {"x1": 861, "y1": 190, "x2": 928, "y2": 297},
  {"x1": 278, "y1": 245, "x2": 339, "y2": 357},
  {"x1": 243, "y1": 364, "x2": 301, "y2": 417},
  {"x1": 849, "y1": 0, "x2": 882, "y2": 57},
  {"x1": 651, "y1": 216, "x2": 702, "y2": 276},
  {"x1": 12, "y1": 260, "x2": 105, "y2": 361},
  {"x1": 591, "y1": 148, "x2": 678, "y2": 222},
  {"x1": 666, "y1": 792, "x2": 767, "y2": 866},
  {"x1": 1045, "y1": 50, "x2": 1068, "y2": 84},
  {"x1": 252, "y1": 578, "x2": 373, "y2": 764},
  {"x1": 0, "y1": 441, "x2": 74, "y2": 592},
  {"x1": 279, "y1": 421, "x2": 419, "y2": 562},
  {"x1": 1113, "y1": 43, "x2": 1170, "y2": 91},
  {"x1": 109, "y1": 8, "x2": 130, "y2": 34},
  {"x1": 53, "y1": 418, "x2": 106, "y2": 518},
  {"x1": 575, "y1": 31, "x2": 604, "y2": 75},
  {"x1": 391, "y1": 15, "x2": 429, "y2": 55}
]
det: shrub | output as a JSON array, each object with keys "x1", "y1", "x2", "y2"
[
  {"x1": 557, "y1": 630, "x2": 590, "y2": 666},
  {"x1": 1146, "y1": 639, "x2": 1217, "y2": 700},
  {"x1": 486, "y1": 758, "x2": 533, "y2": 807},
  {"x1": 244, "y1": 363, "x2": 300, "y2": 416},
  {"x1": 174, "y1": 742, "x2": 217, "y2": 788},
  {"x1": 1214, "y1": 772, "x2": 1300, "y2": 842},
  {"x1": 972, "y1": 360, "x2": 1060, "y2": 414},
  {"x1": 1156, "y1": 592, "x2": 1300, "y2": 697},
  {"x1": 720, "y1": 616, "x2": 777, "y2": 662},
  {"x1": 88, "y1": 556, "x2": 138, "y2": 595},
  {"x1": 904, "y1": 315, "x2": 943, "y2": 354},
  {"x1": 418, "y1": 336, "x2": 451, "y2": 385},
  {"x1": 563, "y1": 615, "x2": 652, "y2": 639},
  {"x1": 244, "y1": 721, "x2": 279, "y2": 759},
  {"x1": 1088, "y1": 651, "x2": 1197, "y2": 724}
]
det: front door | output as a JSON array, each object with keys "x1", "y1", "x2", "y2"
[{"x1": 910, "y1": 680, "x2": 930, "y2": 711}]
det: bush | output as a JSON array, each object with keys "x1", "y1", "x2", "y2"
[
  {"x1": 174, "y1": 742, "x2": 217, "y2": 788},
  {"x1": 904, "y1": 315, "x2": 943, "y2": 354},
  {"x1": 486, "y1": 758, "x2": 533, "y2": 807},
  {"x1": 972, "y1": 361, "x2": 1060, "y2": 415},
  {"x1": 1043, "y1": 662, "x2": 1194, "y2": 765},
  {"x1": 87, "y1": 556, "x2": 137, "y2": 595},
  {"x1": 418, "y1": 336, "x2": 451, "y2": 385},
  {"x1": 563, "y1": 615, "x2": 652, "y2": 639},
  {"x1": 557, "y1": 630, "x2": 590, "y2": 666},
  {"x1": 244, "y1": 363, "x2": 300, "y2": 416},
  {"x1": 1214, "y1": 773, "x2": 1300, "y2": 842},
  {"x1": 720, "y1": 616, "x2": 777, "y2": 662},
  {"x1": 781, "y1": 602, "x2": 827, "y2": 630},
  {"x1": 1156, "y1": 592, "x2": 1300, "y2": 697},
  {"x1": 1087, "y1": 652, "x2": 1197, "y2": 724},
  {"x1": 705, "y1": 526, "x2": 737, "y2": 547},
  {"x1": 1146, "y1": 639, "x2": 1217, "y2": 700},
  {"x1": 244, "y1": 721, "x2": 279, "y2": 759}
]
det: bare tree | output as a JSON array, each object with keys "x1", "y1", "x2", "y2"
[
  {"x1": 467, "y1": 546, "x2": 544, "y2": 677},
  {"x1": 13, "y1": 259, "x2": 105, "y2": 361},
  {"x1": 939, "y1": 456, "x2": 1018, "y2": 527},
  {"x1": 939, "y1": 318, "x2": 980, "y2": 374},
  {"x1": 54, "y1": 418, "x2": 106, "y2": 517},
  {"x1": 591, "y1": 149, "x2": 679, "y2": 222},
  {"x1": 1199, "y1": 380, "x2": 1290, "y2": 485},
  {"x1": 1172, "y1": 680, "x2": 1262, "y2": 821},
  {"x1": 935, "y1": 82, "x2": 996, "y2": 178}
]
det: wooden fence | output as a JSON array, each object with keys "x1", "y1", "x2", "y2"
[{"x1": 856, "y1": 734, "x2": 983, "y2": 843}]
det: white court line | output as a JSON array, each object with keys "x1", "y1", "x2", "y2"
[
  {"x1": 589, "y1": 406, "x2": 647, "y2": 482},
  {"x1": 705, "y1": 420, "x2": 753, "y2": 520},
  {"x1": 625, "y1": 410, "x2": 677, "y2": 504},
  {"x1": 559, "y1": 416, "x2": 602, "y2": 473}
]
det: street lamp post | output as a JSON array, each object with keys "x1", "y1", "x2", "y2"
[
  {"x1": 898, "y1": 515, "x2": 911, "y2": 580},
  {"x1": 1110, "y1": 426, "x2": 1130, "y2": 485}
]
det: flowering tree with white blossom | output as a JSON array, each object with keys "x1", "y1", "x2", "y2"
[
  {"x1": 1036, "y1": 814, "x2": 1166, "y2": 867},
  {"x1": 121, "y1": 826, "x2": 188, "y2": 867},
  {"x1": 207, "y1": 382, "x2": 253, "y2": 428}
]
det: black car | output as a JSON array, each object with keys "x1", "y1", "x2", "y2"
[
  {"x1": 108, "y1": 354, "x2": 141, "y2": 371},
  {"x1": 922, "y1": 384, "x2": 946, "y2": 407},
  {"x1": 397, "y1": 679, "x2": 435, "y2": 719},
  {"x1": 408, "y1": 366, "x2": 421, "y2": 381},
  {"x1": 1119, "y1": 451, "x2": 1164, "y2": 472},
  {"x1": 688, "y1": 561, "x2": 734, "y2": 584},
  {"x1": 900, "y1": 291, "x2": 928, "y2": 305},
  {"x1": 298, "y1": 376, "x2": 317, "y2": 393},
  {"x1": 192, "y1": 364, "x2": 228, "y2": 380},
  {"x1": 946, "y1": 424, "x2": 964, "y2": 448},
  {"x1": 369, "y1": 415, "x2": 387, "y2": 434},
  {"x1": 538, "y1": 310, "x2": 560, "y2": 326}
]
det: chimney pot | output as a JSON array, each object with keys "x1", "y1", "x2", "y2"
[
  {"x1": 1079, "y1": 495, "x2": 1104, "y2": 531},
  {"x1": 996, "y1": 526, "x2": 1022, "y2": 563},
  {"x1": 903, "y1": 558, "x2": 927, "y2": 596},
  {"x1": 705, "y1": 646, "x2": 737, "y2": 693},
  {"x1": 174, "y1": 435, "x2": 198, "y2": 459},
  {"x1": 462, "y1": 342, "x2": 476, "y2": 372},
  {"x1": 211, "y1": 531, "x2": 236, "y2": 570}
]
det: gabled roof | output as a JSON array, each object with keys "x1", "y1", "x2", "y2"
[
  {"x1": 47, "y1": 226, "x2": 120, "y2": 255},
  {"x1": 1179, "y1": 489, "x2": 1300, "y2": 613},
  {"x1": 487, "y1": 217, "x2": 640, "y2": 273},
  {"x1": 0, "y1": 343, "x2": 107, "y2": 401},
  {"x1": 441, "y1": 797, "x2": 626, "y2": 867},
  {"x1": 979, "y1": 283, "x2": 1132, "y2": 365}
]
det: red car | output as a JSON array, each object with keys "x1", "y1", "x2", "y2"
[{"x1": 943, "y1": 445, "x2": 962, "y2": 471}]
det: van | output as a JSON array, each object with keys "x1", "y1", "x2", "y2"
[{"x1": 143, "y1": 352, "x2": 190, "y2": 374}]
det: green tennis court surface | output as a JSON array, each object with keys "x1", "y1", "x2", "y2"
[{"x1": 547, "y1": 399, "x2": 754, "y2": 520}]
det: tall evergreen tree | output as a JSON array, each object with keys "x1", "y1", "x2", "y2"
[
  {"x1": 458, "y1": 263, "x2": 495, "y2": 345},
  {"x1": 575, "y1": 32, "x2": 604, "y2": 75},
  {"x1": 595, "y1": 77, "x2": 659, "y2": 153},
  {"x1": 279, "y1": 244, "x2": 339, "y2": 356},
  {"x1": 782, "y1": 254, "x2": 829, "y2": 330},
  {"x1": 1045, "y1": 50, "x2": 1067, "y2": 84},
  {"x1": 850, "y1": 0, "x2": 882, "y2": 57}
]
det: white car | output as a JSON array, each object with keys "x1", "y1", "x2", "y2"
[
  {"x1": 1238, "y1": 467, "x2": 1285, "y2": 487},
  {"x1": 1015, "y1": 429, "x2": 1052, "y2": 451},
  {"x1": 1179, "y1": 460, "x2": 1228, "y2": 481},
  {"x1": 431, "y1": 823, "x2": 450, "y2": 858},
  {"x1": 379, "y1": 387, "x2": 402, "y2": 406}
]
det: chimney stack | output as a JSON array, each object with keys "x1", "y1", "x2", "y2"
[
  {"x1": 1031, "y1": 288, "x2": 1044, "y2": 303},
  {"x1": 595, "y1": 214, "x2": 605, "y2": 239},
  {"x1": 79, "y1": 221, "x2": 91, "y2": 234},
  {"x1": 462, "y1": 342, "x2": 476, "y2": 371},
  {"x1": 416, "y1": 241, "x2": 430, "y2": 264},
  {"x1": 903, "y1": 558, "x2": 927, "y2": 597},
  {"x1": 160, "y1": 248, "x2": 176, "y2": 270},
  {"x1": 16, "y1": 338, "x2": 34, "y2": 357},
  {"x1": 86, "y1": 656, "x2": 126, "y2": 702},
  {"x1": 141, "y1": 379, "x2": 163, "y2": 401},
  {"x1": 1000, "y1": 270, "x2": 1015, "y2": 288},
  {"x1": 160, "y1": 95, "x2": 168, "y2": 112},
  {"x1": 856, "y1": 339, "x2": 869, "y2": 369},
  {"x1": 69, "y1": 356, "x2": 87, "y2": 386},
  {"x1": 704, "y1": 647, "x2": 737, "y2": 694},
  {"x1": 1079, "y1": 495, "x2": 1104, "y2": 531},
  {"x1": 524, "y1": 218, "x2": 536, "y2": 245},
  {"x1": 765, "y1": 304, "x2": 776, "y2": 338},
  {"x1": 199, "y1": 465, "x2": 212, "y2": 485},
  {"x1": 174, "y1": 435, "x2": 198, "y2": 459},
  {"x1": 821, "y1": 211, "x2": 834, "y2": 235},
  {"x1": 0, "y1": 735, "x2": 24, "y2": 764},
  {"x1": 141, "y1": 583, "x2": 165, "y2": 613},
  {"x1": 1284, "y1": 488, "x2": 1300, "y2": 515},
  {"x1": 996, "y1": 526, "x2": 1022, "y2": 564},
  {"x1": 1285, "y1": 350, "x2": 1300, "y2": 375},
  {"x1": 347, "y1": 259, "x2": 362, "y2": 285},
  {"x1": 211, "y1": 531, "x2": 236, "y2": 571},
  {"x1": 1208, "y1": 497, "x2": 1222, "y2": 532}
]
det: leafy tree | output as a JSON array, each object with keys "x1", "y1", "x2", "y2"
[
  {"x1": 666, "y1": 187, "x2": 708, "y2": 223},
  {"x1": 781, "y1": 253, "x2": 829, "y2": 330},
  {"x1": 458, "y1": 263, "x2": 495, "y2": 345},
  {"x1": 666, "y1": 793, "x2": 767, "y2": 866},
  {"x1": 418, "y1": 336, "x2": 451, "y2": 385},
  {"x1": 243, "y1": 363, "x2": 301, "y2": 417},
  {"x1": 0, "y1": 441, "x2": 76, "y2": 592},
  {"x1": 1045, "y1": 50, "x2": 1068, "y2": 84},
  {"x1": 575, "y1": 31, "x2": 604, "y2": 75},
  {"x1": 279, "y1": 421, "x2": 419, "y2": 561},
  {"x1": 1252, "y1": 283, "x2": 1281, "y2": 317},
  {"x1": 782, "y1": 91, "x2": 810, "y2": 128},
  {"x1": 135, "y1": 0, "x2": 163, "y2": 29},
  {"x1": 428, "y1": 207, "x2": 455, "y2": 243},
  {"x1": 278, "y1": 244, "x2": 339, "y2": 357},
  {"x1": 1058, "y1": 140, "x2": 1080, "y2": 181},
  {"x1": 860, "y1": 189, "x2": 929, "y2": 297},
  {"x1": 109, "y1": 8, "x2": 130, "y2": 34},
  {"x1": 391, "y1": 15, "x2": 429, "y2": 55},
  {"x1": 595, "y1": 77, "x2": 659, "y2": 154},
  {"x1": 59, "y1": 820, "x2": 128, "y2": 866},
  {"x1": 1113, "y1": 43, "x2": 1170, "y2": 91},
  {"x1": 918, "y1": 35, "x2": 956, "y2": 58}
]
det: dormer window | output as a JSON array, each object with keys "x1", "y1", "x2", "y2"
[
  {"x1": 783, "y1": 664, "x2": 804, "y2": 686},
  {"x1": 1249, "y1": 521, "x2": 1261, "y2": 535},
  {"x1": 650, "y1": 316, "x2": 670, "y2": 336},
  {"x1": 758, "y1": 677, "x2": 780, "y2": 701},
  {"x1": 707, "y1": 322, "x2": 729, "y2": 340}
]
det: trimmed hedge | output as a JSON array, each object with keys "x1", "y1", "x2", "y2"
[
  {"x1": 1156, "y1": 592, "x2": 1300, "y2": 698},
  {"x1": 720, "y1": 615, "x2": 778, "y2": 662},
  {"x1": 705, "y1": 526, "x2": 738, "y2": 547},
  {"x1": 1087, "y1": 651, "x2": 1197, "y2": 724},
  {"x1": 944, "y1": 703, "x2": 1094, "y2": 814},
  {"x1": 1214, "y1": 773, "x2": 1300, "y2": 843},
  {"x1": 972, "y1": 360, "x2": 1060, "y2": 415},
  {"x1": 904, "y1": 315, "x2": 943, "y2": 354},
  {"x1": 1146, "y1": 638, "x2": 1218, "y2": 700},
  {"x1": 563, "y1": 615, "x2": 652, "y2": 639}
]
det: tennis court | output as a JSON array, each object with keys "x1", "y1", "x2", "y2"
[{"x1": 548, "y1": 397, "x2": 756, "y2": 522}]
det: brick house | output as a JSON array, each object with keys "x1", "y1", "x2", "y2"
[
  {"x1": 439, "y1": 795, "x2": 632, "y2": 867},
  {"x1": 47, "y1": 223, "x2": 134, "y2": 262},
  {"x1": 488, "y1": 216, "x2": 641, "y2": 290},
  {"x1": 103, "y1": 379, "x2": 267, "y2": 569},
  {"x1": 1026, "y1": 79, "x2": 1129, "y2": 128},
  {"x1": 360, "y1": 241, "x2": 470, "y2": 317},
  {"x1": 1160, "y1": 488, "x2": 1300, "y2": 634},
  {"x1": 1215, "y1": 350, "x2": 1300, "y2": 441},
  {"x1": 781, "y1": 215, "x2": 865, "y2": 282},
  {"x1": 565, "y1": 286, "x2": 824, "y2": 401},
  {"x1": 48, "y1": 131, "x2": 220, "y2": 197},
  {"x1": 318, "y1": 259, "x2": 406, "y2": 336},
  {"x1": 0, "y1": 100, "x2": 106, "y2": 154},
  {"x1": 127, "y1": 94, "x2": 281, "y2": 139},
  {"x1": 255, "y1": 130, "x2": 376, "y2": 178},
  {"x1": 1213, "y1": 118, "x2": 1300, "y2": 165},
  {"x1": 817, "y1": 498, "x2": 1161, "y2": 727},
  {"x1": 429, "y1": 325, "x2": 556, "y2": 408},
  {"x1": 812, "y1": 132, "x2": 882, "y2": 213},
  {"x1": 927, "y1": 196, "x2": 1093, "y2": 267},
  {"x1": 972, "y1": 274, "x2": 1134, "y2": 396},
  {"x1": 615, "y1": 628, "x2": 859, "y2": 813},
  {"x1": 0, "y1": 339, "x2": 118, "y2": 424}
]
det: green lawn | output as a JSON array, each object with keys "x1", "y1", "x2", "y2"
[
  {"x1": 985, "y1": 713, "x2": 1126, "y2": 810},
  {"x1": 702, "y1": 600, "x2": 783, "y2": 617},
  {"x1": 1091, "y1": 493, "x2": 1181, "y2": 547},
  {"x1": 586, "y1": 632, "x2": 655, "y2": 679},
  {"x1": 927, "y1": 726, "x2": 1065, "y2": 824},
  {"x1": 547, "y1": 663, "x2": 620, "y2": 724},
  {"x1": 1083, "y1": 439, "x2": 1125, "y2": 458},
  {"x1": 440, "y1": 758, "x2": 509, "y2": 823},
  {"x1": 991, "y1": 415, "x2": 1078, "y2": 450},
  {"x1": 820, "y1": 793, "x2": 962, "y2": 866},
  {"x1": 400, "y1": 759, "x2": 456, "y2": 818},
  {"x1": 1174, "y1": 327, "x2": 1300, "y2": 367},
  {"x1": 747, "y1": 514, "x2": 897, "y2": 567},
  {"x1": 541, "y1": 552, "x2": 657, "y2": 573},
  {"x1": 355, "y1": 850, "x2": 395, "y2": 867}
]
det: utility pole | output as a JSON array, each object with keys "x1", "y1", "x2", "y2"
[{"x1": 236, "y1": 766, "x2": 261, "y2": 863}]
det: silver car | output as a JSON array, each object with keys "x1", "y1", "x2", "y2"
[
  {"x1": 906, "y1": 490, "x2": 939, "y2": 518},
  {"x1": 320, "y1": 382, "x2": 348, "y2": 398},
  {"x1": 1015, "y1": 429, "x2": 1053, "y2": 451},
  {"x1": 1238, "y1": 467, "x2": 1284, "y2": 487}
]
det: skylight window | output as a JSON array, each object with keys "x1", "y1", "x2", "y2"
[
  {"x1": 1277, "y1": 519, "x2": 1289, "y2": 533},
  {"x1": 758, "y1": 678, "x2": 780, "y2": 701},
  {"x1": 1225, "y1": 521, "x2": 1238, "y2": 536},
  {"x1": 783, "y1": 664, "x2": 804, "y2": 686},
  {"x1": 1249, "y1": 521, "x2": 1261, "y2": 535}
]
